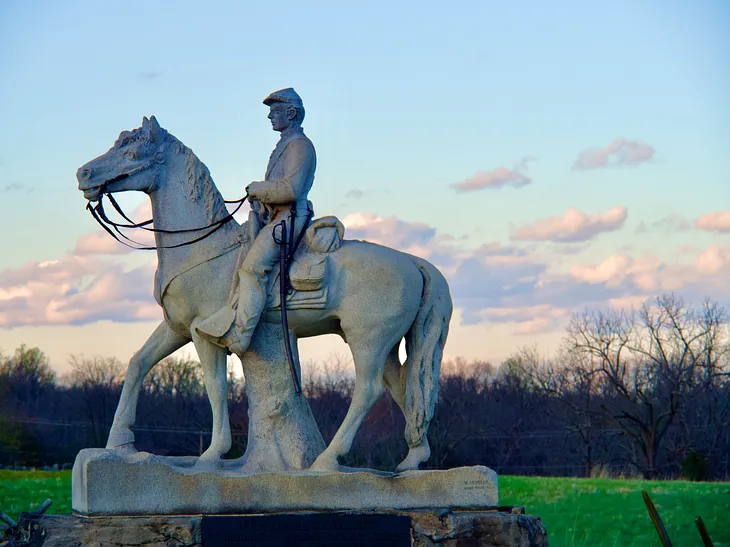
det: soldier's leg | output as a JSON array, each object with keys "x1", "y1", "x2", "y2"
[
  {"x1": 195, "y1": 222, "x2": 280, "y2": 351},
  {"x1": 231, "y1": 222, "x2": 282, "y2": 351}
]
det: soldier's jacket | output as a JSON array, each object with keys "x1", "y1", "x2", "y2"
[{"x1": 247, "y1": 131, "x2": 316, "y2": 224}]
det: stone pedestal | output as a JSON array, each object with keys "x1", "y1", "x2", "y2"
[
  {"x1": 7, "y1": 510, "x2": 549, "y2": 546},
  {"x1": 73, "y1": 448, "x2": 498, "y2": 515}
]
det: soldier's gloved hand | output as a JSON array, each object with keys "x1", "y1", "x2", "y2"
[{"x1": 246, "y1": 181, "x2": 266, "y2": 200}]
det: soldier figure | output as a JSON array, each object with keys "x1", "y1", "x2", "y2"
[{"x1": 196, "y1": 88, "x2": 316, "y2": 355}]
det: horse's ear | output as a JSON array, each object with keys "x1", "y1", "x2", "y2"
[
  {"x1": 149, "y1": 115, "x2": 161, "y2": 140},
  {"x1": 142, "y1": 116, "x2": 150, "y2": 129}
]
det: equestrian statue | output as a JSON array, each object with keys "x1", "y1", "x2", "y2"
[{"x1": 76, "y1": 89, "x2": 453, "y2": 473}]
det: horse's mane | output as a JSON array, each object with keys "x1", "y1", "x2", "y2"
[{"x1": 169, "y1": 136, "x2": 229, "y2": 223}]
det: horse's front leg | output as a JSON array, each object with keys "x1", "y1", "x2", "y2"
[
  {"x1": 191, "y1": 328, "x2": 232, "y2": 469},
  {"x1": 107, "y1": 321, "x2": 190, "y2": 452}
]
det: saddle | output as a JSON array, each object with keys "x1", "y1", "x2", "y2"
[{"x1": 264, "y1": 215, "x2": 344, "y2": 311}]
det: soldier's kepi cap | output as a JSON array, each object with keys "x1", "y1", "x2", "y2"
[{"x1": 263, "y1": 88, "x2": 303, "y2": 108}]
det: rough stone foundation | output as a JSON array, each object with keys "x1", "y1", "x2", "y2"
[{"x1": 5, "y1": 509, "x2": 549, "y2": 547}]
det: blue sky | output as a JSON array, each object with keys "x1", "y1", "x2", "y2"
[{"x1": 1, "y1": 0, "x2": 728, "y2": 372}]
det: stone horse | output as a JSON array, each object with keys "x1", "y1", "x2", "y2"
[{"x1": 76, "y1": 116, "x2": 452, "y2": 472}]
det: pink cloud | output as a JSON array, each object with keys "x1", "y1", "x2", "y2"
[
  {"x1": 567, "y1": 245, "x2": 730, "y2": 295},
  {"x1": 572, "y1": 138, "x2": 654, "y2": 170},
  {"x1": 695, "y1": 210, "x2": 730, "y2": 233},
  {"x1": 512, "y1": 206, "x2": 627, "y2": 242},
  {"x1": 0, "y1": 255, "x2": 159, "y2": 328},
  {"x1": 342, "y1": 212, "x2": 437, "y2": 256},
  {"x1": 696, "y1": 245, "x2": 730, "y2": 274},
  {"x1": 569, "y1": 253, "x2": 666, "y2": 290},
  {"x1": 6, "y1": 203, "x2": 730, "y2": 343},
  {"x1": 0, "y1": 215, "x2": 160, "y2": 328},
  {"x1": 451, "y1": 157, "x2": 533, "y2": 192}
]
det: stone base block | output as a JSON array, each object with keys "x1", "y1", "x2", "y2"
[
  {"x1": 7, "y1": 510, "x2": 549, "y2": 546},
  {"x1": 73, "y1": 448, "x2": 498, "y2": 515}
]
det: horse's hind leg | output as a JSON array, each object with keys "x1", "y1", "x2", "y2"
[
  {"x1": 191, "y1": 329, "x2": 232, "y2": 468},
  {"x1": 383, "y1": 343, "x2": 406, "y2": 413},
  {"x1": 107, "y1": 321, "x2": 189, "y2": 451},
  {"x1": 310, "y1": 341, "x2": 388, "y2": 472},
  {"x1": 383, "y1": 343, "x2": 432, "y2": 472}
]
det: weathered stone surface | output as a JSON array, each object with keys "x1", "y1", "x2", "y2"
[
  {"x1": 7, "y1": 514, "x2": 200, "y2": 547},
  {"x1": 238, "y1": 323, "x2": 325, "y2": 473},
  {"x1": 8, "y1": 510, "x2": 548, "y2": 547},
  {"x1": 410, "y1": 509, "x2": 549, "y2": 546},
  {"x1": 73, "y1": 448, "x2": 498, "y2": 516}
]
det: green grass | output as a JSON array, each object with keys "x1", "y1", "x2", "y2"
[
  {"x1": 1, "y1": 471, "x2": 728, "y2": 546},
  {"x1": 0, "y1": 470, "x2": 71, "y2": 523},
  {"x1": 500, "y1": 475, "x2": 730, "y2": 547}
]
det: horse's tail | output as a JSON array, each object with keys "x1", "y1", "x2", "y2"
[{"x1": 403, "y1": 256, "x2": 452, "y2": 456}]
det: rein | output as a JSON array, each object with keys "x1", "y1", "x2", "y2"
[{"x1": 86, "y1": 186, "x2": 248, "y2": 251}]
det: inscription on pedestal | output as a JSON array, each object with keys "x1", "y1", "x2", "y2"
[{"x1": 202, "y1": 514, "x2": 411, "y2": 546}]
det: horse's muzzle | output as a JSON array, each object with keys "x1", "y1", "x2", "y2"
[
  {"x1": 77, "y1": 166, "x2": 93, "y2": 185},
  {"x1": 83, "y1": 189, "x2": 101, "y2": 202}
]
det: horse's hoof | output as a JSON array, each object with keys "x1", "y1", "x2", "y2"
[
  {"x1": 194, "y1": 454, "x2": 225, "y2": 471},
  {"x1": 395, "y1": 445, "x2": 430, "y2": 472},
  {"x1": 308, "y1": 454, "x2": 341, "y2": 473},
  {"x1": 107, "y1": 427, "x2": 135, "y2": 451},
  {"x1": 108, "y1": 443, "x2": 138, "y2": 456}
]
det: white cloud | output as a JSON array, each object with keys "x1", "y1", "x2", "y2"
[{"x1": 512, "y1": 206, "x2": 627, "y2": 242}]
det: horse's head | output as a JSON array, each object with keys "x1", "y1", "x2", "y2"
[{"x1": 77, "y1": 116, "x2": 168, "y2": 201}]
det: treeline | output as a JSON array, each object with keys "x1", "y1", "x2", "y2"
[{"x1": 1, "y1": 294, "x2": 728, "y2": 480}]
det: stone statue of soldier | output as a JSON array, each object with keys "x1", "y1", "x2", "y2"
[{"x1": 196, "y1": 88, "x2": 316, "y2": 355}]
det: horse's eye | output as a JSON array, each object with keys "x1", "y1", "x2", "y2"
[{"x1": 124, "y1": 150, "x2": 138, "y2": 161}]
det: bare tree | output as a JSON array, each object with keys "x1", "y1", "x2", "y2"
[
  {"x1": 66, "y1": 356, "x2": 125, "y2": 447},
  {"x1": 143, "y1": 357, "x2": 204, "y2": 397},
  {"x1": 564, "y1": 294, "x2": 730, "y2": 478},
  {"x1": 530, "y1": 348, "x2": 616, "y2": 476},
  {"x1": 67, "y1": 355, "x2": 124, "y2": 388}
]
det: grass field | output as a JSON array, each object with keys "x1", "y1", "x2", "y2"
[
  {"x1": 1, "y1": 470, "x2": 728, "y2": 546},
  {"x1": 500, "y1": 476, "x2": 730, "y2": 546}
]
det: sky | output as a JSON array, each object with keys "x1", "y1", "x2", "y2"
[{"x1": 0, "y1": 0, "x2": 729, "y2": 375}]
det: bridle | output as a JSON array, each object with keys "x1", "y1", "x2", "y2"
[{"x1": 86, "y1": 179, "x2": 248, "y2": 251}]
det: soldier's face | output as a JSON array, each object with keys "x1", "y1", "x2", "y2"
[{"x1": 268, "y1": 104, "x2": 292, "y2": 132}]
